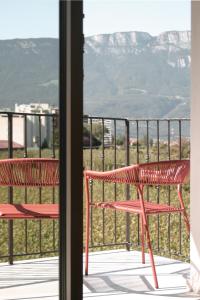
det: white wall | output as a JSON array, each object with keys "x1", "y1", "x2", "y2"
[
  {"x1": 190, "y1": 1, "x2": 200, "y2": 294},
  {"x1": 0, "y1": 115, "x2": 24, "y2": 146}
]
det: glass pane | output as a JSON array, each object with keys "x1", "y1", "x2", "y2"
[{"x1": 0, "y1": 1, "x2": 59, "y2": 299}]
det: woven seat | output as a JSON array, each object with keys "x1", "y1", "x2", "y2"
[
  {"x1": 84, "y1": 159, "x2": 190, "y2": 289},
  {"x1": 92, "y1": 200, "x2": 183, "y2": 214},
  {"x1": 0, "y1": 158, "x2": 59, "y2": 219},
  {"x1": 0, "y1": 203, "x2": 59, "y2": 219}
]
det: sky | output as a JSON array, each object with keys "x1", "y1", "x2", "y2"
[
  {"x1": 84, "y1": 0, "x2": 191, "y2": 37},
  {"x1": 0, "y1": 0, "x2": 190, "y2": 39}
]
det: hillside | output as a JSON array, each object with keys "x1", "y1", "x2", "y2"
[
  {"x1": 84, "y1": 31, "x2": 190, "y2": 118},
  {"x1": 0, "y1": 31, "x2": 191, "y2": 118},
  {"x1": 0, "y1": 38, "x2": 58, "y2": 108}
]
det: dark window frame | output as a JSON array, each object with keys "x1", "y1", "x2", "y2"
[{"x1": 59, "y1": 1, "x2": 83, "y2": 299}]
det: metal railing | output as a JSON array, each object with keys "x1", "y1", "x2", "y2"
[
  {"x1": 0, "y1": 111, "x2": 59, "y2": 263},
  {"x1": 0, "y1": 112, "x2": 190, "y2": 263},
  {"x1": 83, "y1": 116, "x2": 190, "y2": 261}
]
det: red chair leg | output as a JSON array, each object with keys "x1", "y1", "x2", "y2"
[
  {"x1": 177, "y1": 185, "x2": 190, "y2": 234},
  {"x1": 137, "y1": 185, "x2": 159, "y2": 289},
  {"x1": 144, "y1": 220, "x2": 159, "y2": 289},
  {"x1": 85, "y1": 177, "x2": 90, "y2": 275},
  {"x1": 140, "y1": 214, "x2": 145, "y2": 264},
  {"x1": 182, "y1": 210, "x2": 190, "y2": 234}
]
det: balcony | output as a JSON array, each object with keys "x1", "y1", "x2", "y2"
[
  {"x1": 0, "y1": 251, "x2": 197, "y2": 300},
  {"x1": 0, "y1": 112, "x2": 193, "y2": 299}
]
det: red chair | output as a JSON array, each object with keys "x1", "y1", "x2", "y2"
[
  {"x1": 84, "y1": 160, "x2": 190, "y2": 289},
  {"x1": 0, "y1": 158, "x2": 59, "y2": 219}
]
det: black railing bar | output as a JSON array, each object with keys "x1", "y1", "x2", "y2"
[
  {"x1": 157, "y1": 120, "x2": 160, "y2": 252},
  {"x1": 125, "y1": 119, "x2": 130, "y2": 251},
  {"x1": 38, "y1": 116, "x2": 42, "y2": 255},
  {"x1": 179, "y1": 120, "x2": 182, "y2": 255},
  {"x1": 84, "y1": 116, "x2": 128, "y2": 121},
  {"x1": 8, "y1": 113, "x2": 13, "y2": 265},
  {"x1": 52, "y1": 115, "x2": 56, "y2": 158},
  {"x1": 136, "y1": 120, "x2": 140, "y2": 245},
  {"x1": 0, "y1": 111, "x2": 58, "y2": 117},
  {"x1": 89, "y1": 242, "x2": 128, "y2": 248},
  {"x1": 85, "y1": 116, "x2": 190, "y2": 122},
  {"x1": 128, "y1": 118, "x2": 190, "y2": 122},
  {"x1": 23, "y1": 114, "x2": 28, "y2": 254},
  {"x1": 89, "y1": 119, "x2": 94, "y2": 247},
  {"x1": 146, "y1": 121, "x2": 150, "y2": 205},
  {"x1": 1, "y1": 250, "x2": 58, "y2": 258},
  {"x1": 102, "y1": 119, "x2": 105, "y2": 244},
  {"x1": 114, "y1": 120, "x2": 117, "y2": 244},
  {"x1": 0, "y1": 113, "x2": 190, "y2": 122},
  {"x1": 168, "y1": 120, "x2": 171, "y2": 253},
  {"x1": 52, "y1": 116, "x2": 56, "y2": 251}
]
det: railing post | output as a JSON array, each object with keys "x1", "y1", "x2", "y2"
[
  {"x1": 125, "y1": 119, "x2": 130, "y2": 251},
  {"x1": 8, "y1": 113, "x2": 13, "y2": 265}
]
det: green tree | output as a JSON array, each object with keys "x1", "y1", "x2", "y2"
[{"x1": 84, "y1": 123, "x2": 109, "y2": 142}]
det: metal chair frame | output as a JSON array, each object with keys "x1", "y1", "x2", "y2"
[{"x1": 84, "y1": 159, "x2": 190, "y2": 289}]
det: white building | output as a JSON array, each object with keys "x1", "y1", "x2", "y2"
[
  {"x1": 14, "y1": 103, "x2": 58, "y2": 148},
  {"x1": 0, "y1": 103, "x2": 58, "y2": 149},
  {"x1": 0, "y1": 114, "x2": 24, "y2": 147},
  {"x1": 85, "y1": 117, "x2": 112, "y2": 147}
]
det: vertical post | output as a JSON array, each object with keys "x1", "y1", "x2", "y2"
[
  {"x1": 24, "y1": 115, "x2": 28, "y2": 254},
  {"x1": 114, "y1": 119, "x2": 117, "y2": 243},
  {"x1": 52, "y1": 115, "x2": 56, "y2": 251},
  {"x1": 125, "y1": 119, "x2": 130, "y2": 250},
  {"x1": 38, "y1": 116, "x2": 42, "y2": 255},
  {"x1": 191, "y1": 1, "x2": 200, "y2": 293},
  {"x1": 8, "y1": 113, "x2": 13, "y2": 265},
  {"x1": 102, "y1": 119, "x2": 105, "y2": 244},
  {"x1": 167, "y1": 120, "x2": 171, "y2": 254},
  {"x1": 59, "y1": 1, "x2": 83, "y2": 300},
  {"x1": 156, "y1": 120, "x2": 160, "y2": 252},
  {"x1": 89, "y1": 118, "x2": 93, "y2": 247},
  {"x1": 136, "y1": 120, "x2": 140, "y2": 245},
  {"x1": 178, "y1": 120, "x2": 182, "y2": 255}
]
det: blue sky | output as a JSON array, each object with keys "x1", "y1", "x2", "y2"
[
  {"x1": 0, "y1": 0, "x2": 58, "y2": 39},
  {"x1": 0, "y1": 0, "x2": 190, "y2": 39},
  {"x1": 84, "y1": 0, "x2": 191, "y2": 37}
]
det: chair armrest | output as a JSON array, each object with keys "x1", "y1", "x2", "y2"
[{"x1": 84, "y1": 164, "x2": 139, "y2": 184}]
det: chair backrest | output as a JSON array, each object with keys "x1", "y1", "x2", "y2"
[
  {"x1": 0, "y1": 158, "x2": 59, "y2": 187},
  {"x1": 137, "y1": 160, "x2": 190, "y2": 185},
  {"x1": 85, "y1": 160, "x2": 190, "y2": 186}
]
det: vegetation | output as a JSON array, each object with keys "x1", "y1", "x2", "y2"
[{"x1": 0, "y1": 140, "x2": 190, "y2": 263}]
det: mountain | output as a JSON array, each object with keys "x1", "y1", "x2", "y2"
[
  {"x1": 0, "y1": 31, "x2": 191, "y2": 119},
  {"x1": 84, "y1": 31, "x2": 191, "y2": 118},
  {"x1": 0, "y1": 38, "x2": 58, "y2": 108}
]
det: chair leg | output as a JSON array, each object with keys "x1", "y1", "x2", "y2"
[
  {"x1": 85, "y1": 203, "x2": 90, "y2": 275},
  {"x1": 85, "y1": 177, "x2": 90, "y2": 276},
  {"x1": 177, "y1": 186, "x2": 190, "y2": 234},
  {"x1": 143, "y1": 217, "x2": 159, "y2": 289},
  {"x1": 182, "y1": 210, "x2": 190, "y2": 235},
  {"x1": 140, "y1": 214, "x2": 145, "y2": 264},
  {"x1": 137, "y1": 185, "x2": 159, "y2": 289}
]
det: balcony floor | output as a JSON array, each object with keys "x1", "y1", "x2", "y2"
[{"x1": 0, "y1": 250, "x2": 199, "y2": 300}]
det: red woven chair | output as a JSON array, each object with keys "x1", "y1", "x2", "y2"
[
  {"x1": 0, "y1": 158, "x2": 59, "y2": 219},
  {"x1": 84, "y1": 160, "x2": 190, "y2": 289}
]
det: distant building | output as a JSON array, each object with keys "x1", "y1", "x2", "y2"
[
  {"x1": 14, "y1": 103, "x2": 58, "y2": 148},
  {"x1": 84, "y1": 116, "x2": 112, "y2": 147},
  {"x1": 0, "y1": 103, "x2": 58, "y2": 149},
  {"x1": 0, "y1": 114, "x2": 25, "y2": 147}
]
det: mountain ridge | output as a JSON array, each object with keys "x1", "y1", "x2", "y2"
[{"x1": 0, "y1": 31, "x2": 190, "y2": 119}]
